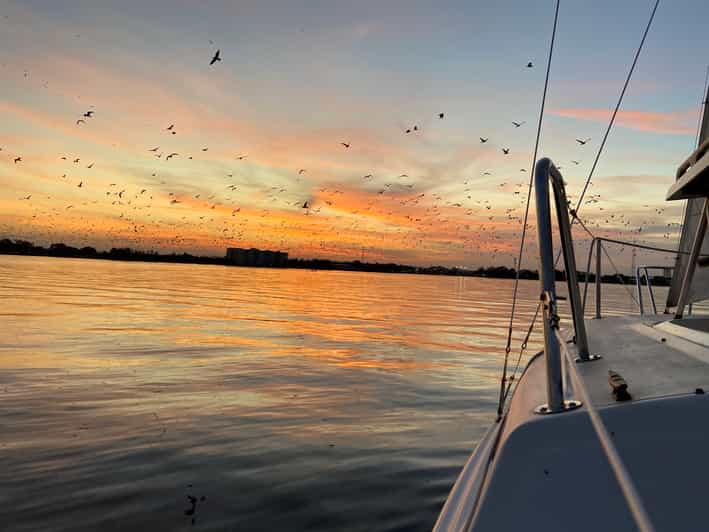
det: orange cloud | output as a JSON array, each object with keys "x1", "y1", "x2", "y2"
[{"x1": 551, "y1": 107, "x2": 695, "y2": 135}]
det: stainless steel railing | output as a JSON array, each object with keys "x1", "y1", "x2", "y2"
[
  {"x1": 534, "y1": 158, "x2": 592, "y2": 414},
  {"x1": 534, "y1": 157, "x2": 656, "y2": 531},
  {"x1": 635, "y1": 265, "x2": 672, "y2": 315},
  {"x1": 581, "y1": 237, "x2": 685, "y2": 318}
]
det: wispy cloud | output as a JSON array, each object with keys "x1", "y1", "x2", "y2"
[{"x1": 551, "y1": 107, "x2": 696, "y2": 135}]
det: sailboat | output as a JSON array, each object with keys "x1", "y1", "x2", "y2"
[{"x1": 433, "y1": 66, "x2": 709, "y2": 532}]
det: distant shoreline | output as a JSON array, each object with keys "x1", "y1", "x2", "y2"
[{"x1": 0, "y1": 238, "x2": 658, "y2": 285}]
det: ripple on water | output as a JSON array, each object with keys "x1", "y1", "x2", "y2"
[{"x1": 0, "y1": 256, "x2": 643, "y2": 531}]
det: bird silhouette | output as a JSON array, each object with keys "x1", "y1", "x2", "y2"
[
  {"x1": 77, "y1": 181, "x2": 83, "y2": 187},
  {"x1": 73, "y1": 158, "x2": 80, "y2": 163},
  {"x1": 298, "y1": 169, "x2": 306, "y2": 174},
  {"x1": 479, "y1": 137, "x2": 489, "y2": 143},
  {"x1": 502, "y1": 148, "x2": 510, "y2": 155},
  {"x1": 148, "y1": 147, "x2": 160, "y2": 152},
  {"x1": 527, "y1": 61, "x2": 533, "y2": 68},
  {"x1": 340, "y1": 142, "x2": 350, "y2": 148},
  {"x1": 87, "y1": 163, "x2": 93, "y2": 169},
  {"x1": 236, "y1": 155, "x2": 247, "y2": 160},
  {"x1": 438, "y1": 113, "x2": 444, "y2": 119},
  {"x1": 576, "y1": 137, "x2": 591, "y2": 145},
  {"x1": 512, "y1": 121, "x2": 525, "y2": 128},
  {"x1": 76, "y1": 119, "x2": 85, "y2": 125},
  {"x1": 13, "y1": 157, "x2": 21, "y2": 163},
  {"x1": 83, "y1": 111, "x2": 94, "y2": 118},
  {"x1": 210, "y1": 49, "x2": 221, "y2": 65},
  {"x1": 302, "y1": 201, "x2": 309, "y2": 209},
  {"x1": 166, "y1": 124, "x2": 174, "y2": 131}
]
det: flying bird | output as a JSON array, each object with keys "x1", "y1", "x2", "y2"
[
  {"x1": 298, "y1": 169, "x2": 306, "y2": 174},
  {"x1": 340, "y1": 142, "x2": 350, "y2": 148},
  {"x1": 83, "y1": 111, "x2": 94, "y2": 118},
  {"x1": 77, "y1": 181, "x2": 83, "y2": 188},
  {"x1": 76, "y1": 119, "x2": 85, "y2": 125},
  {"x1": 13, "y1": 157, "x2": 21, "y2": 163},
  {"x1": 527, "y1": 61, "x2": 533, "y2": 68},
  {"x1": 576, "y1": 137, "x2": 591, "y2": 145},
  {"x1": 210, "y1": 49, "x2": 221, "y2": 65},
  {"x1": 236, "y1": 155, "x2": 247, "y2": 160},
  {"x1": 87, "y1": 163, "x2": 93, "y2": 169},
  {"x1": 438, "y1": 113, "x2": 444, "y2": 119},
  {"x1": 302, "y1": 201, "x2": 309, "y2": 209},
  {"x1": 148, "y1": 147, "x2": 160, "y2": 152},
  {"x1": 73, "y1": 158, "x2": 80, "y2": 163},
  {"x1": 571, "y1": 160, "x2": 580, "y2": 165},
  {"x1": 166, "y1": 124, "x2": 174, "y2": 131},
  {"x1": 512, "y1": 121, "x2": 525, "y2": 128},
  {"x1": 201, "y1": 147, "x2": 208, "y2": 151},
  {"x1": 479, "y1": 137, "x2": 489, "y2": 143},
  {"x1": 502, "y1": 148, "x2": 510, "y2": 155}
]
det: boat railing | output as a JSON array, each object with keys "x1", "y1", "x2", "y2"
[
  {"x1": 635, "y1": 265, "x2": 673, "y2": 315},
  {"x1": 535, "y1": 157, "x2": 655, "y2": 531},
  {"x1": 581, "y1": 237, "x2": 682, "y2": 318},
  {"x1": 533, "y1": 158, "x2": 594, "y2": 415}
]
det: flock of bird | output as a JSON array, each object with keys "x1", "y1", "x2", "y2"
[{"x1": 2, "y1": 43, "x2": 682, "y2": 267}]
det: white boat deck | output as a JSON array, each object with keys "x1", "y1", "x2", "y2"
[{"x1": 458, "y1": 314, "x2": 709, "y2": 531}]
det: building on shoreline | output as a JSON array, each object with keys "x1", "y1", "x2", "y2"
[{"x1": 226, "y1": 247, "x2": 288, "y2": 267}]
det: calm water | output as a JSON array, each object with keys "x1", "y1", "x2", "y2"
[{"x1": 0, "y1": 256, "x2": 640, "y2": 531}]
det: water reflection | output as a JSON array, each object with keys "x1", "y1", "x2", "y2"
[{"x1": 0, "y1": 255, "x2": 641, "y2": 531}]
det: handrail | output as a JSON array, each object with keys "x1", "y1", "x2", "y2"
[
  {"x1": 636, "y1": 266, "x2": 673, "y2": 315},
  {"x1": 555, "y1": 328, "x2": 656, "y2": 532},
  {"x1": 581, "y1": 237, "x2": 692, "y2": 318},
  {"x1": 534, "y1": 158, "x2": 590, "y2": 413}
]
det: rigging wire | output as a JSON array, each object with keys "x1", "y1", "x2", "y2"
[
  {"x1": 497, "y1": 0, "x2": 660, "y2": 416},
  {"x1": 693, "y1": 65, "x2": 709, "y2": 149},
  {"x1": 573, "y1": 0, "x2": 660, "y2": 212},
  {"x1": 496, "y1": 0, "x2": 560, "y2": 421}
]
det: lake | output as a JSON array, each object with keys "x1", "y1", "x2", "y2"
[{"x1": 0, "y1": 255, "x2": 641, "y2": 531}]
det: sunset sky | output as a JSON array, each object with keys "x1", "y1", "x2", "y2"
[{"x1": 1, "y1": 0, "x2": 708, "y2": 268}]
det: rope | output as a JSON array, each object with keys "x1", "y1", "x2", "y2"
[
  {"x1": 557, "y1": 331, "x2": 656, "y2": 532},
  {"x1": 496, "y1": 0, "x2": 560, "y2": 421}
]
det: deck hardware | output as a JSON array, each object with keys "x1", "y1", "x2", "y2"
[
  {"x1": 576, "y1": 353, "x2": 602, "y2": 363},
  {"x1": 534, "y1": 400, "x2": 582, "y2": 415},
  {"x1": 608, "y1": 370, "x2": 632, "y2": 401}
]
